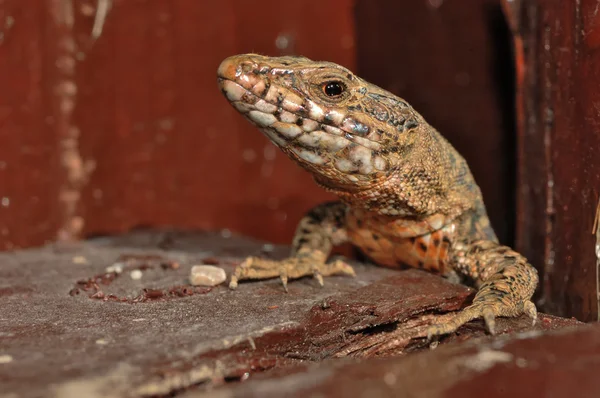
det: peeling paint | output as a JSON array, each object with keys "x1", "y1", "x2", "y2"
[
  {"x1": 49, "y1": 0, "x2": 95, "y2": 242},
  {"x1": 0, "y1": 14, "x2": 15, "y2": 45},
  {"x1": 91, "y1": 0, "x2": 112, "y2": 41}
]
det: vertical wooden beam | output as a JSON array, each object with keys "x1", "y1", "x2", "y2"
[{"x1": 507, "y1": 0, "x2": 600, "y2": 321}]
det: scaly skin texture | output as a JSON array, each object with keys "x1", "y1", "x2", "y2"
[{"x1": 217, "y1": 54, "x2": 538, "y2": 337}]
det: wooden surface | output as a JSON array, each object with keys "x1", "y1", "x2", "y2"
[
  {"x1": 0, "y1": 231, "x2": 583, "y2": 397},
  {"x1": 201, "y1": 324, "x2": 600, "y2": 398}
]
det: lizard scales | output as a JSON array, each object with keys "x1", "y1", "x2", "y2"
[{"x1": 217, "y1": 54, "x2": 538, "y2": 337}]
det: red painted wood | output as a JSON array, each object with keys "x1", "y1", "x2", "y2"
[
  {"x1": 74, "y1": 0, "x2": 357, "y2": 244},
  {"x1": 0, "y1": 1, "x2": 62, "y2": 250},
  {"x1": 508, "y1": 0, "x2": 600, "y2": 321},
  {"x1": 0, "y1": 0, "x2": 355, "y2": 249}
]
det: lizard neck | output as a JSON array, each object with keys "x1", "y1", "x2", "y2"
[
  {"x1": 315, "y1": 171, "x2": 428, "y2": 218},
  {"x1": 318, "y1": 129, "x2": 480, "y2": 219}
]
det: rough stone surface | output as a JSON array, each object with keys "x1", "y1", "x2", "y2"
[{"x1": 0, "y1": 231, "x2": 585, "y2": 398}]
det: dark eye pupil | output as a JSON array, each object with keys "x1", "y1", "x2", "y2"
[{"x1": 324, "y1": 82, "x2": 344, "y2": 96}]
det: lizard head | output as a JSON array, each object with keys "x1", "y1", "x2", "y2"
[{"x1": 217, "y1": 54, "x2": 425, "y2": 192}]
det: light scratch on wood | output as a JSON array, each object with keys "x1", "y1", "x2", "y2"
[
  {"x1": 91, "y1": 0, "x2": 112, "y2": 41},
  {"x1": 50, "y1": 0, "x2": 96, "y2": 242},
  {"x1": 593, "y1": 199, "x2": 600, "y2": 234},
  {"x1": 594, "y1": 198, "x2": 600, "y2": 321}
]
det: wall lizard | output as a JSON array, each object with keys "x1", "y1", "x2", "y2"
[{"x1": 217, "y1": 54, "x2": 538, "y2": 338}]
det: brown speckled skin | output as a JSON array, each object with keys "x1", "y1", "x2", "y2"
[{"x1": 218, "y1": 54, "x2": 538, "y2": 337}]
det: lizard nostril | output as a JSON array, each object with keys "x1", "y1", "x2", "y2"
[
  {"x1": 241, "y1": 62, "x2": 255, "y2": 73},
  {"x1": 217, "y1": 56, "x2": 239, "y2": 80}
]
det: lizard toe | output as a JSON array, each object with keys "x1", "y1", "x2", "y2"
[
  {"x1": 524, "y1": 300, "x2": 538, "y2": 325},
  {"x1": 313, "y1": 271, "x2": 325, "y2": 287},
  {"x1": 482, "y1": 306, "x2": 497, "y2": 335}
]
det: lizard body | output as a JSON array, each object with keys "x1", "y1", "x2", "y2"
[{"x1": 217, "y1": 54, "x2": 538, "y2": 337}]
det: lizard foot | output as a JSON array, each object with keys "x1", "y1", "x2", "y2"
[
  {"x1": 426, "y1": 298, "x2": 537, "y2": 339},
  {"x1": 229, "y1": 256, "x2": 355, "y2": 291}
]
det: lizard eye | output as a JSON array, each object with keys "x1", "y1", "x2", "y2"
[{"x1": 322, "y1": 81, "x2": 346, "y2": 97}]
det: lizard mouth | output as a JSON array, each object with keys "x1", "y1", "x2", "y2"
[{"x1": 217, "y1": 57, "x2": 389, "y2": 181}]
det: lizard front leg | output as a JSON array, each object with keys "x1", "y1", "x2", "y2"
[
  {"x1": 229, "y1": 201, "x2": 355, "y2": 290},
  {"x1": 427, "y1": 240, "x2": 539, "y2": 338}
]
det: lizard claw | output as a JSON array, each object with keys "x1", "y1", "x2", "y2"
[
  {"x1": 329, "y1": 259, "x2": 356, "y2": 277},
  {"x1": 279, "y1": 266, "x2": 289, "y2": 292},
  {"x1": 482, "y1": 307, "x2": 496, "y2": 335},
  {"x1": 313, "y1": 271, "x2": 325, "y2": 287},
  {"x1": 229, "y1": 276, "x2": 239, "y2": 290},
  {"x1": 524, "y1": 300, "x2": 538, "y2": 326}
]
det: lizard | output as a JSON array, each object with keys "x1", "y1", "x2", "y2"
[{"x1": 216, "y1": 53, "x2": 538, "y2": 338}]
